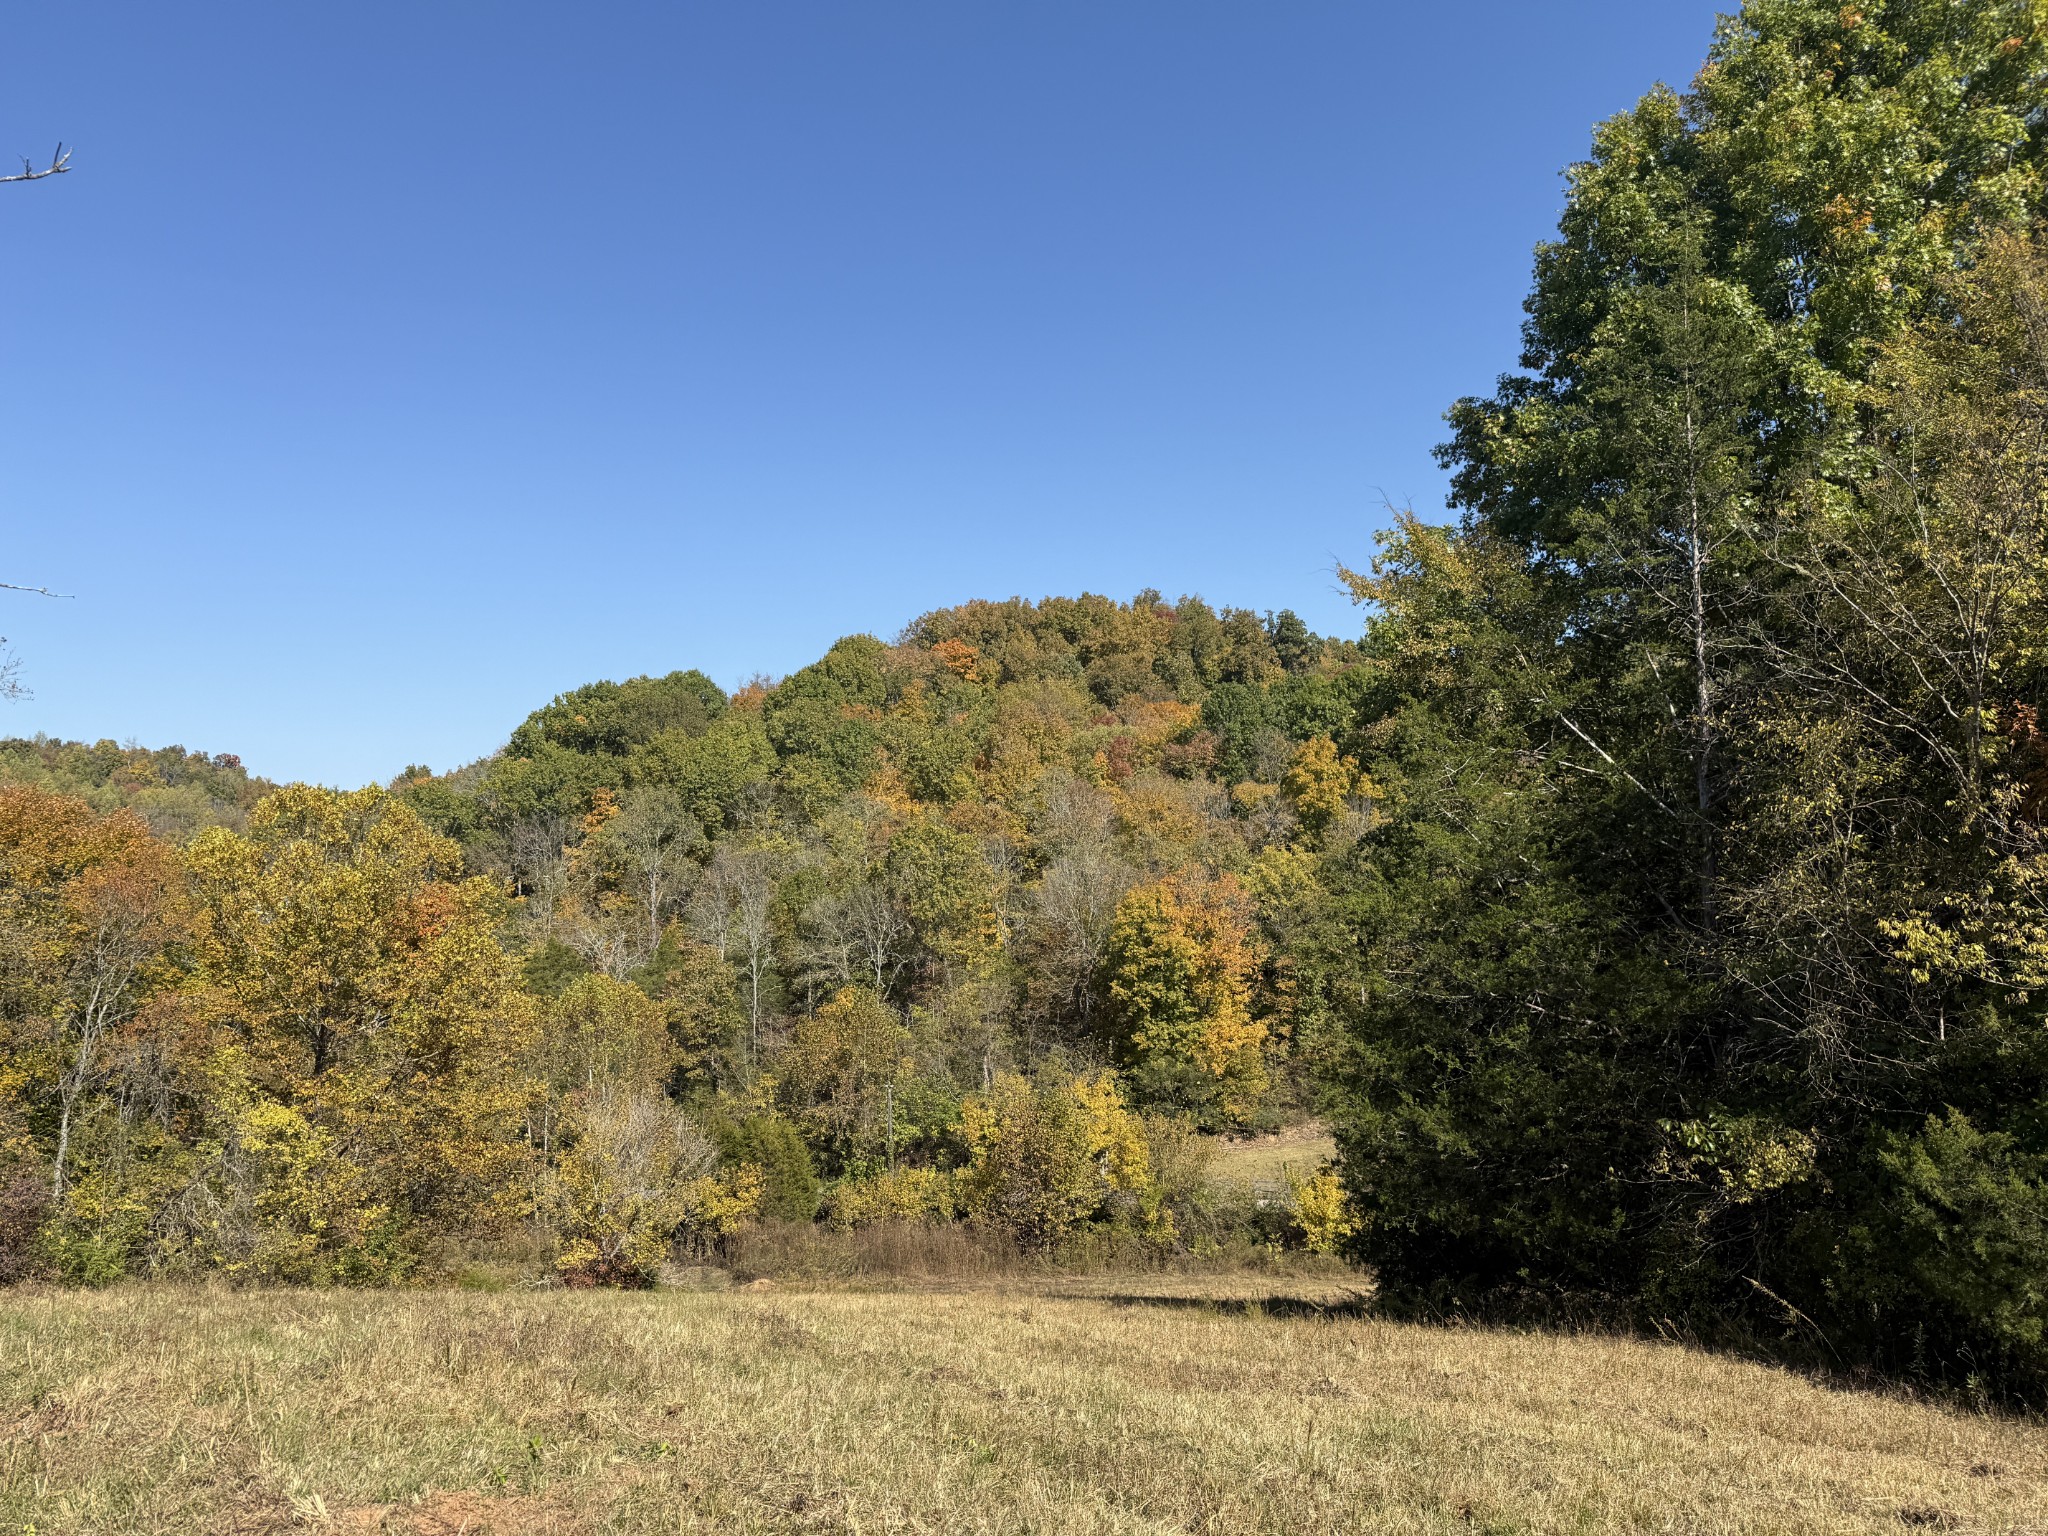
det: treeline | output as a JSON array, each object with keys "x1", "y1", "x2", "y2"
[
  {"x1": 0, "y1": 594, "x2": 1361, "y2": 1293},
  {"x1": 0, "y1": 736, "x2": 272, "y2": 839},
  {"x1": 7, "y1": 0, "x2": 2048, "y2": 1403}
]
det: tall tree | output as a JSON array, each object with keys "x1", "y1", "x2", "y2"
[{"x1": 1325, "y1": 0, "x2": 2048, "y2": 1393}]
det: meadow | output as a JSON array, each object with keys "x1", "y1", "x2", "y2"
[{"x1": 3, "y1": 1278, "x2": 2044, "y2": 1536}]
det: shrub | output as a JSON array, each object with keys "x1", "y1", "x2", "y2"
[
  {"x1": 712, "y1": 1114, "x2": 819, "y2": 1222},
  {"x1": 1285, "y1": 1166, "x2": 1359, "y2": 1256},
  {"x1": 0, "y1": 1170, "x2": 48, "y2": 1283},
  {"x1": 957, "y1": 1071, "x2": 1157, "y2": 1249},
  {"x1": 1872, "y1": 1111, "x2": 2048, "y2": 1389},
  {"x1": 549, "y1": 1088, "x2": 721, "y2": 1287},
  {"x1": 823, "y1": 1167, "x2": 958, "y2": 1230}
]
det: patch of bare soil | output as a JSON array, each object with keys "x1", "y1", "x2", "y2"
[{"x1": 332, "y1": 1491, "x2": 587, "y2": 1536}]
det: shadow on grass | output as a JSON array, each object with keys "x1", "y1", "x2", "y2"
[{"x1": 1067, "y1": 1289, "x2": 1376, "y2": 1320}]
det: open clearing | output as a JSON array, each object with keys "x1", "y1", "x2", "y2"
[
  {"x1": 2, "y1": 1281, "x2": 2044, "y2": 1536},
  {"x1": 1204, "y1": 1122, "x2": 1340, "y2": 1197}
]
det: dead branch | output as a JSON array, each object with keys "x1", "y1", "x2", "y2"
[{"x1": 1, "y1": 144, "x2": 72, "y2": 184}]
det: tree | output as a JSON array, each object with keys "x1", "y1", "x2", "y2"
[
  {"x1": 1279, "y1": 737, "x2": 1367, "y2": 843},
  {"x1": 532, "y1": 973, "x2": 675, "y2": 1104},
  {"x1": 184, "y1": 787, "x2": 537, "y2": 1252},
  {"x1": 635, "y1": 927, "x2": 747, "y2": 1091},
  {"x1": 603, "y1": 786, "x2": 703, "y2": 947},
  {"x1": 506, "y1": 813, "x2": 574, "y2": 943},
  {"x1": 546, "y1": 1085, "x2": 734, "y2": 1287},
  {"x1": 956, "y1": 1070, "x2": 1154, "y2": 1249},
  {"x1": 1324, "y1": 0, "x2": 2048, "y2": 1395},
  {"x1": 774, "y1": 986, "x2": 911, "y2": 1170},
  {"x1": 509, "y1": 670, "x2": 725, "y2": 759},
  {"x1": 886, "y1": 816, "x2": 1001, "y2": 986},
  {"x1": 1103, "y1": 874, "x2": 1267, "y2": 1125},
  {"x1": 1016, "y1": 773, "x2": 1134, "y2": 1038},
  {"x1": 627, "y1": 710, "x2": 777, "y2": 830},
  {"x1": 692, "y1": 837, "x2": 790, "y2": 1065},
  {"x1": 0, "y1": 788, "x2": 183, "y2": 1198},
  {"x1": 710, "y1": 1113, "x2": 819, "y2": 1222}
]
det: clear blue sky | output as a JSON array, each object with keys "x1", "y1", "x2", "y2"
[{"x1": 3, "y1": 2, "x2": 1724, "y2": 788}]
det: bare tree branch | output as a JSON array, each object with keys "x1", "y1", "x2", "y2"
[
  {"x1": 0, "y1": 144, "x2": 72, "y2": 184},
  {"x1": 0, "y1": 582, "x2": 71, "y2": 598}
]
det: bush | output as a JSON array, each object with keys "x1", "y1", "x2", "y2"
[
  {"x1": 957, "y1": 1071, "x2": 1157, "y2": 1249},
  {"x1": 1284, "y1": 1166, "x2": 1358, "y2": 1255},
  {"x1": 1870, "y1": 1111, "x2": 2048, "y2": 1390},
  {"x1": 0, "y1": 1170, "x2": 49, "y2": 1283},
  {"x1": 711, "y1": 1114, "x2": 819, "y2": 1222},
  {"x1": 822, "y1": 1167, "x2": 958, "y2": 1230},
  {"x1": 549, "y1": 1088, "x2": 731, "y2": 1287}
]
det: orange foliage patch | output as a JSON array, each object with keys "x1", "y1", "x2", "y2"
[{"x1": 930, "y1": 637, "x2": 984, "y2": 683}]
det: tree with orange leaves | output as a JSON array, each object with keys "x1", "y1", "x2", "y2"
[{"x1": 0, "y1": 786, "x2": 186, "y2": 1198}]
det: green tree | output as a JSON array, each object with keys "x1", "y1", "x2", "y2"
[
  {"x1": 956, "y1": 1070, "x2": 1154, "y2": 1249},
  {"x1": 774, "y1": 987, "x2": 911, "y2": 1171},
  {"x1": 1322, "y1": 1, "x2": 2048, "y2": 1395}
]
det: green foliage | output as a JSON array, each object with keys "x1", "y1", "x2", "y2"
[
  {"x1": 1874, "y1": 1111, "x2": 2048, "y2": 1381},
  {"x1": 509, "y1": 671, "x2": 725, "y2": 759},
  {"x1": 1, "y1": 580, "x2": 1338, "y2": 1287},
  {"x1": 521, "y1": 938, "x2": 591, "y2": 998},
  {"x1": 1199, "y1": 683, "x2": 1276, "y2": 785},
  {"x1": 886, "y1": 819, "x2": 998, "y2": 977},
  {"x1": 1318, "y1": 1, "x2": 2048, "y2": 1401},
  {"x1": 19, "y1": 8, "x2": 2048, "y2": 1405},
  {"x1": 711, "y1": 1114, "x2": 819, "y2": 1222},
  {"x1": 774, "y1": 988, "x2": 912, "y2": 1171},
  {"x1": 627, "y1": 712, "x2": 775, "y2": 830},
  {"x1": 956, "y1": 1070, "x2": 1157, "y2": 1249},
  {"x1": 635, "y1": 929, "x2": 747, "y2": 1092},
  {"x1": 0, "y1": 735, "x2": 271, "y2": 840}
]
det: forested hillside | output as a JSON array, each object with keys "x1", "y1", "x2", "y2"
[
  {"x1": 8, "y1": 0, "x2": 2048, "y2": 1407},
  {"x1": 0, "y1": 596, "x2": 1364, "y2": 1296},
  {"x1": 393, "y1": 595, "x2": 1357, "y2": 1120}
]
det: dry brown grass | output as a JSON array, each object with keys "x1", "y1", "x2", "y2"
[
  {"x1": 2, "y1": 1279, "x2": 2044, "y2": 1534},
  {"x1": 719, "y1": 1218, "x2": 1347, "y2": 1289}
]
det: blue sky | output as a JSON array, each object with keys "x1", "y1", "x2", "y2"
[{"x1": 3, "y1": 2, "x2": 1724, "y2": 787}]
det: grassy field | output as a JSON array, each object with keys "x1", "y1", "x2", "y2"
[
  {"x1": 1204, "y1": 1122, "x2": 1339, "y2": 1197},
  {"x1": 3, "y1": 1278, "x2": 2045, "y2": 1536}
]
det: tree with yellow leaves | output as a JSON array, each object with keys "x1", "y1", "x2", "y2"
[
  {"x1": 1103, "y1": 874, "x2": 1267, "y2": 1126},
  {"x1": 956, "y1": 1069, "x2": 1155, "y2": 1248},
  {"x1": 545, "y1": 1083, "x2": 758, "y2": 1286},
  {"x1": 1280, "y1": 736, "x2": 1368, "y2": 842},
  {"x1": 533, "y1": 973, "x2": 675, "y2": 1103},
  {"x1": 886, "y1": 815, "x2": 1002, "y2": 985},
  {"x1": 183, "y1": 787, "x2": 537, "y2": 1263}
]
